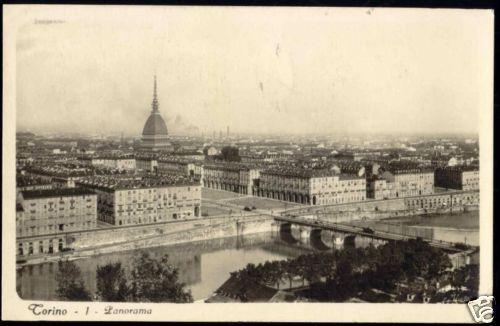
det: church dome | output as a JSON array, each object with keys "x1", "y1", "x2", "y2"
[
  {"x1": 141, "y1": 75, "x2": 168, "y2": 138},
  {"x1": 142, "y1": 112, "x2": 168, "y2": 136}
]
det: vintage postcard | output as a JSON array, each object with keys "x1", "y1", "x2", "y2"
[{"x1": 2, "y1": 5, "x2": 494, "y2": 323}]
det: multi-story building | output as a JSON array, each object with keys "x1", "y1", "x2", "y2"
[
  {"x1": 16, "y1": 175, "x2": 53, "y2": 194},
  {"x1": 135, "y1": 154, "x2": 159, "y2": 173},
  {"x1": 157, "y1": 157, "x2": 202, "y2": 179},
  {"x1": 16, "y1": 188, "x2": 98, "y2": 257},
  {"x1": 23, "y1": 165, "x2": 93, "y2": 189},
  {"x1": 135, "y1": 157, "x2": 158, "y2": 173},
  {"x1": 77, "y1": 175, "x2": 201, "y2": 226},
  {"x1": 404, "y1": 190, "x2": 479, "y2": 211},
  {"x1": 202, "y1": 163, "x2": 260, "y2": 195},
  {"x1": 79, "y1": 156, "x2": 136, "y2": 171},
  {"x1": 91, "y1": 157, "x2": 136, "y2": 171},
  {"x1": 170, "y1": 151, "x2": 205, "y2": 161},
  {"x1": 368, "y1": 166, "x2": 434, "y2": 199},
  {"x1": 366, "y1": 177, "x2": 393, "y2": 200},
  {"x1": 329, "y1": 161, "x2": 366, "y2": 177},
  {"x1": 434, "y1": 166, "x2": 479, "y2": 191},
  {"x1": 255, "y1": 168, "x2": 366, "y2": 205}
]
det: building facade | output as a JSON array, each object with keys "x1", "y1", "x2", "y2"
[
  {"x1": 90, "y1": 157, "x2": 136, "y2": 171},
  {"x1": 369, "y1": 167, "x2": 434, "y2": 199},
  {"x1": 254, "y1": 168, "x2": 366, "y2": 205},
  {"x1": 16, "y1": 188, "x2": 98, "y2": 257},
  {"x1": 77, "y1": 176, "x2": 201, "y2": 226},
  {"x1": 202, "y1": 163, "x2": 260, "y2": 195},
  {"x1": 136, "y1": 157, "x2": 158, "y2": 173},
  {"x1": 434, "y1": 166, "x2": 479, "y2": 191},
  {"x1": 157, "y1": 158, "x2": 202, "y2": 179},
  {"x1": 404, "y1": 190, "x2": 479, "y2": 211}
]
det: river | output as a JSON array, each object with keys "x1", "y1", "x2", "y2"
[
  {"x1": 17, "y1": 232, "x2": 311, "y2": 301},
  {"x1": 16, "y1": 211, "x2": 479, "y2": 302},
  {"x1": 377, "y1": 210, "x2": 479, "y2": 246}
]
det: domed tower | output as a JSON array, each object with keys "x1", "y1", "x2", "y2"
[{"x1": 141, "y1": 75, "x2": 170, "y2": 150}]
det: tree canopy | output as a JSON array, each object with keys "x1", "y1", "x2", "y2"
[
  {"x1": 55, "y1": 260, "x2": 92, "y2": 301},
  {"x1": 230, "y1": 238, "x2": 461, "y2": 303},
  {"x1": 128, "y1": 252, "x2": 193, "y2": 303},
  {"x1": 95, "y1": 262, "x2": 129, "y2": 302},
  {"x1": 220, "y1": 146, "x2": 241, "y2": 162},
  {"x1": 56, "y1": 251, "x2": 193, "y2": 303}
]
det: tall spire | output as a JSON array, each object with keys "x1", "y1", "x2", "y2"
[{"x1": 151, "y1": 75, "x2": 159, "y2": 112}]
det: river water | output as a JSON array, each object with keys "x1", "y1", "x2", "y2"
[
  {"x1": 17, "y1": 211, "x2": 479, "y2": 302},
  {"x1": 376, "y1": 210, "x2": 479, "y2": 246},
  {"x1": 17, "y1": 232, "x2": 310, "y2": 301}
]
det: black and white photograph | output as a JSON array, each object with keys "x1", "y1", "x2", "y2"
[{"x1": 2, "y1": 4, "x2": 494, "y2": 323}]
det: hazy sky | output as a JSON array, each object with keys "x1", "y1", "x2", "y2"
[{"x1": 15, "y1": 7, "x2": 492, "y2": 136}]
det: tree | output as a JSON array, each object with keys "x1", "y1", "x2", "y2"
[
  {"x1": 96, "y1": 262, "x2": 129, "y2": 301},
  {"x1": 55, "y1": 260, "x2": 92, "y2": 301},
  {"x1": 220, "y1": 146, "x2": 241, "y2": 162},
  {"x1": 128, "y1": 252, "x2": 193, "y2": 303},
  {"x1": 448, "y1": 264, "x2": 479, "y2": 302}
]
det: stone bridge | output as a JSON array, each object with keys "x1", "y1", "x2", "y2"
[
  {"x1": 275, "y1": 215, "x2": 471, "y2": 253},
  {"x1": 275, "y1": 217, "x2": 386, "y2": 251}
]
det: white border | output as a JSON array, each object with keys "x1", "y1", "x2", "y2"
[{"x1": 2, "y1": 5, "x2": 494, "y2": 322}]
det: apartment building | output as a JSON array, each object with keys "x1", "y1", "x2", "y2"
[
  {"x1": 434, "y1": 166, "x2": 479, "y2": 191},
  {"x1": 77, "y1": 175, "x2": 201, "y2": 226},
  {"x1": 16, "y1": 188, "x2": 98, "y2": 257}
]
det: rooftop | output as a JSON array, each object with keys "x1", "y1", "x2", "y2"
[
  {"x1": 21, "y1": 188, "x2": 96, "y2": 200},
  {"x1": 436, "y1": 166, "x2": 479, "y2": 172},
  {"x1": 16, "y1": 175, "x2": 52, "y2": 187},
  {"x1": 77, "y1": 174, "x2": 198, "y2": 191},
  {"x1": 379, "y1": 163, "x2": 434, "y2": 175},
  {"x1": 262, "y1": 167, "x2": 338, "y2": 178},
  {"x1": 204, "y1": 162, "x2": 263, "y2": 172},
  {"x1": 142, "y1": 112, "x2": 168, "y2": 136},
  {"x1": 214, "y1": 274, "x2": 279, "y2": 302},
  {"x1": 157, "y1": 156, "x2": 198, "y2": 165}
]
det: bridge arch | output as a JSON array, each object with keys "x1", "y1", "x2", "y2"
[
  {"x1": 278, "y1": 222, "x2": 299, "y2": 244},
  {"x1": 309, "y1": 228, "x2": 331, "y2": 251},
  {"x1": 343, "y1": 234, "x2": 357, "y2": 248}
]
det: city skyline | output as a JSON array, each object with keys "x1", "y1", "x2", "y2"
[{"x1": 16, "y1": 7, "x2": 489, "y2": 136}]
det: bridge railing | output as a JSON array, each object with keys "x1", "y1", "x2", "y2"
[{"x1": 275, "y1": 216, "x2": 467, "y2": 249}]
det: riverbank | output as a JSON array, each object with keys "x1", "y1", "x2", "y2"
[
  {"x1": 17, "y1": 232, "x2": 296, "y2": 301},
  {"x1": 380, "y1": 210, "x2": 479, "y2": 229},
  {"x1": 357, "y1": 210, "x2": 480, "y2": 246},
  {"x1": 16, "y1": 193, "x2": 480, "y2": 266},
  {"x1": 17, "y1": 209, "x2": 480, "y2": 301},
  {"x1": 17, "y1": 214, "x2": 275, "y2": 266}
]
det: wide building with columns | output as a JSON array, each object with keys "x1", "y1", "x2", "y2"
[
  {"x1": 254, "y1": 168, "x2": 366, "y2": 205},
  {"x1": 157, "y1": 157, "x2": 203, "y2": 180},
  {"x1": 202, "y1": 163, "x2": 261, "y2": 195}
]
